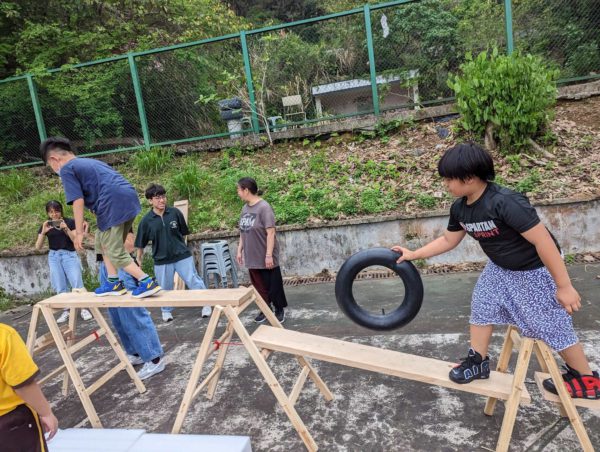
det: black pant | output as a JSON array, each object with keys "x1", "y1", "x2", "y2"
[
  {"x1": 249, "y1": 267, "x2": 288, "y2": 310},
  {"x1": 0, "y1": 404, "x2": 48, "y2": 452}
]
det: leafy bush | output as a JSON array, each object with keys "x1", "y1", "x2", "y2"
[
  {"x1": 0, "y1": 170, "x2": 34, "y2": 201},
  {"x1": 131, "y1": 147, "x2": 174, "y2": 174},
  {"x1": 448, "y1": 48, "x2": 558, "y2": 152},
  {"x1": 170, "y1": 162, "x2": 204, "y2": 199}
]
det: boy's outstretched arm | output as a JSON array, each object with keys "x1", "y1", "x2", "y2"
[
  {"x1": 521, "y1": 223, "x2": 581, "y2": 314},
  {"x1": 72, "y1": 198, "x2": 85, "y2": 251},
  {"x1": 392, "y1": 229, "x2": 466, "y2": 263}
]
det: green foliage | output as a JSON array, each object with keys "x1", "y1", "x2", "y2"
[
  {"x1": 131, "y1": 147, "x2": 174, "y2": 174},
  {"x1": 170, "y1": 162, "x2": 205, "y2": 199},
  {"x1": 514, "y1": 170, "x2": 541, "y2": 194},
  {"x1": 416, "y1": 193, "x2": 437, "y2": 209},
  {"x1": 448, "y1": 49, "x2": 558, "y2": 152},
  {"x1": 0, "y1": 170, "x2": 34, "y2": 201}
]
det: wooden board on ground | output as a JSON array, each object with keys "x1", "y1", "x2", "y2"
[{"x1": 251, "y1": 325, "x2": 531, "y2": 404}]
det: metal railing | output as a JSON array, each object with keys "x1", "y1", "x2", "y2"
[{"x1": 1, "y1": 0, "x2": 598, "y2": 169}]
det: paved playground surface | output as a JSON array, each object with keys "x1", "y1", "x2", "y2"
[{"x1": 3, "y1": 263, "x2": 599, "y2": 451}]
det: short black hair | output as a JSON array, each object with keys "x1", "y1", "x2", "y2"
[
  {"x1": 40, "y1": 137, "x2": 75, "y2": 164},
  {"x1": 45, "y1": 200, "x2": 63, "y2": 214},
  {"x1": 437, "y1": 142, "x2": 495, "y2": 182},
  {"x1": 237, "y1": 177, "x2": 262, "y2": 195},
  {"x1": 145, "y1": 183, "x2": 167, "y2": 199}
]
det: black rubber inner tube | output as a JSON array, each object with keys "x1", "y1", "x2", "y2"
[{"x1": 335, "y1": 247, "x2": 424, "y2": 331}]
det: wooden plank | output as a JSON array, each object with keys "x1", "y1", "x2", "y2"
[
  {"x1": 223, "y1": 305, "x2": 318, "y2": 452},
  {"x1": 86, "y1": 362, "x2": 127, "y2": 396},
  {"x1": 251, "y1": 326, "x2": 531, "y2": 404},
  {"x1": 38, "y1": 306, "x2": 102, "y2": 428},
  {"x1": 289, "y1": 366, "x2": 310, "y2": 406},
  {"x1": 37, "y1": 287, "x2": 254, "y2": 309},
  {"x1": 534, "y1": 372, "x2": 600, "y2": 411},
  {"x1": 26, "y1": 305, "x2": 40, "y2": 354},
  {"x1": 533, "y1": 342, "x2": 567, "y2": 417},
  {"x1": 192, "y1": 366, "x2": 221, "y2": 400},
  {"x1": 496, "y1": 338, "x2": 533, "y2": 452},
  {"x1": 33, "y1": 326, "x2": 71, "y2": 353},
  {"x1": 68, "y1": 328, "x2": 106, "y2": 355},
  {"x1": 206, "y1": 323, "x2": 234, "y2": 399},
  {"x1": 485, "y1": 326, "x2": 516, "y2": 416},
  {"x1": 536, "y1": 341, "x2": 595, "y2": 452},
  {"x1": 38, "y1": 364, "x2": 67, "y2": 385}
]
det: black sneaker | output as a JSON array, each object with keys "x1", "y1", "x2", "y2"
[
  {"x1": 449, "y1": 348, "x2": 490, "y2": 384},
  {"x1": 254, "y1": 305, "x2": 273, "y2": 323},
  {"x1": 543, "y1": 364, "x2": 600, "y2": 399},
  {"x1": 275, "y1": 308, "x2": 285, "y2": 324}
]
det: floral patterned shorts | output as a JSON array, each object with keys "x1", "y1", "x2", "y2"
[{"x1": 471, "y1": 260, "x2": 578, "y2": 351}]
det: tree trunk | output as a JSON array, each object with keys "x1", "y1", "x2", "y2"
[{"x1": 484, "y1": 122, "x2": 497, "y2": 151}]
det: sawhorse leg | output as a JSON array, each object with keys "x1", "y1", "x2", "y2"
[
  {"x1": 252, "y1": 288, "x2": 334, "y2": 402},
  {"x1": 536, "y1": 341, "x2": 594, "y2": 452},
  {"x1": 223, "y1": 304, "x2": 319, "y2": 451},
  {"x1": 172, "y1": 306, "x2": 223, "y2": 433},
  {"x1": 495, "y1": 336, "x2": 534, "y2": 452},
  {"x1": 39, "y1": 305, "x2": 103, "y2": 428}
]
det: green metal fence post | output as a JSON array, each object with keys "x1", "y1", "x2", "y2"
[
  {"x1": 26, "y1": 75, "x2": 47, "y2": 142},
  {"x1": 127, "y1": 54, "x2": 151, "y2": 150},
  {"x1": 504, "y1": 0, "x2": 514, "y2": 54},
  {"x1": 240, "y1": 31, "x2": 260, "y2": 133},
  {"x1": 364, "y1": 5, "x2": 380, "y2": 116}
]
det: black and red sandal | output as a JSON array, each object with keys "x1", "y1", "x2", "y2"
[{"x1": 543, "y1": 364, "x2": 600, "y2": 399}]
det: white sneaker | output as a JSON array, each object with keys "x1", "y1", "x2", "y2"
[
  {"x1": 56, "y1": 310, "x2": 69, "y2": 324},
  {"x1": 137, "y1": 360, "x2": 165, "y2": 380},
  {"x1": 127, "y1": 354, "x2": 144, "y2": 366},
  {"x1": 202, "y1": 306, "x2": 212, "y2": 318},
  {"x1": 80, "y1": 309, "x2": 93, "y2": 321},
  {"x1": 162, "y1": 311, "x2": 173, "y2": 322}
]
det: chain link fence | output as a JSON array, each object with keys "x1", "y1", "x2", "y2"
[{"x1": 1, "y1": 0, "x2": 598, "y2": 169}]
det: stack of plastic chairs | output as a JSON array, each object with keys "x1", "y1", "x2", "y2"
[{"x1": 201, "y1": 240, "x2": 239, "y2": 288}]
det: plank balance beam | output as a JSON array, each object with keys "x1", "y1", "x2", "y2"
[
  {"x1": 27, "y1": 287, "x2": 255, "y2": 428},
  {"x1": 173, "y1": 286, "x2": 596, "y2": 452}
]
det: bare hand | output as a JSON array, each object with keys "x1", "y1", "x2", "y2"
[
  {"x1": 59, "y1": 221, "x2": 69, "y2": 231},
  {"x1": 236, "y1": 250, "x2": 243, "y2": 266},
  {"x1": 265, "y1": 255, "x2": 274, "y2": 269},
  {"x1": 42, "y1": 221, "x2": 52, "y2": 235},
  {"x1": 40, "y1": 412, "x2": 59, "y2": 440},
  {"x1": 74, "y1": 233, "x2": 84, "y2": 251},
  {"x1": 556, "y1": 285, "x2": 581, "y2": 315},
  {"x1": 391, "y1": 246, "x2": 417, "y2": 263}
]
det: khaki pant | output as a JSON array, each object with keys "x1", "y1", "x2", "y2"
[{"x1": 95, "y1": 219, "x2": 134, "y2": 269}]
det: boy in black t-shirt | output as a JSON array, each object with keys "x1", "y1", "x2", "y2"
[{"x1": 393, "y1": 143, "x2": 599, "y2": 399}]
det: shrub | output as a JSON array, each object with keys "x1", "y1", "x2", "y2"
[
  {"x1": 131, "y1": 147, "x2": 173, "y2": 174},
  {"x1": 0, "y1": 170, "x2": 34, "y2": 201},
  {"x1": 448, "y1": 48, "x2": 558, "y2": 152},
  {"x1": 170, "y1": 162, "x2": 204, "y2": 199}
]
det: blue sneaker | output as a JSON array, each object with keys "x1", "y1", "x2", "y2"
[
  {"x1": 95, "y1": 280, "x2": 127, "y2": 297},
  {"x1": 132, "y1": 277, "x2": 161, "y2": 298}
]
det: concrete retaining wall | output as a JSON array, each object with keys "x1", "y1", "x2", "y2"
[{"x1": 1, "y1": 197, "x2": 599, "y2": 296}]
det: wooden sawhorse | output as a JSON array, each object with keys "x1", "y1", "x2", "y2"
[
  {"x1": 26, "y1": 287, "x2": 256, "y2": 428},
  {"x1": 174, "y1": 292, "x2": 598, "y2": 452}
]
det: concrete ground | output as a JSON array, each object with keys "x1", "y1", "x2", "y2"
[{"x1": 3, "y1": 263, "x2": 600, "y2": 452}]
